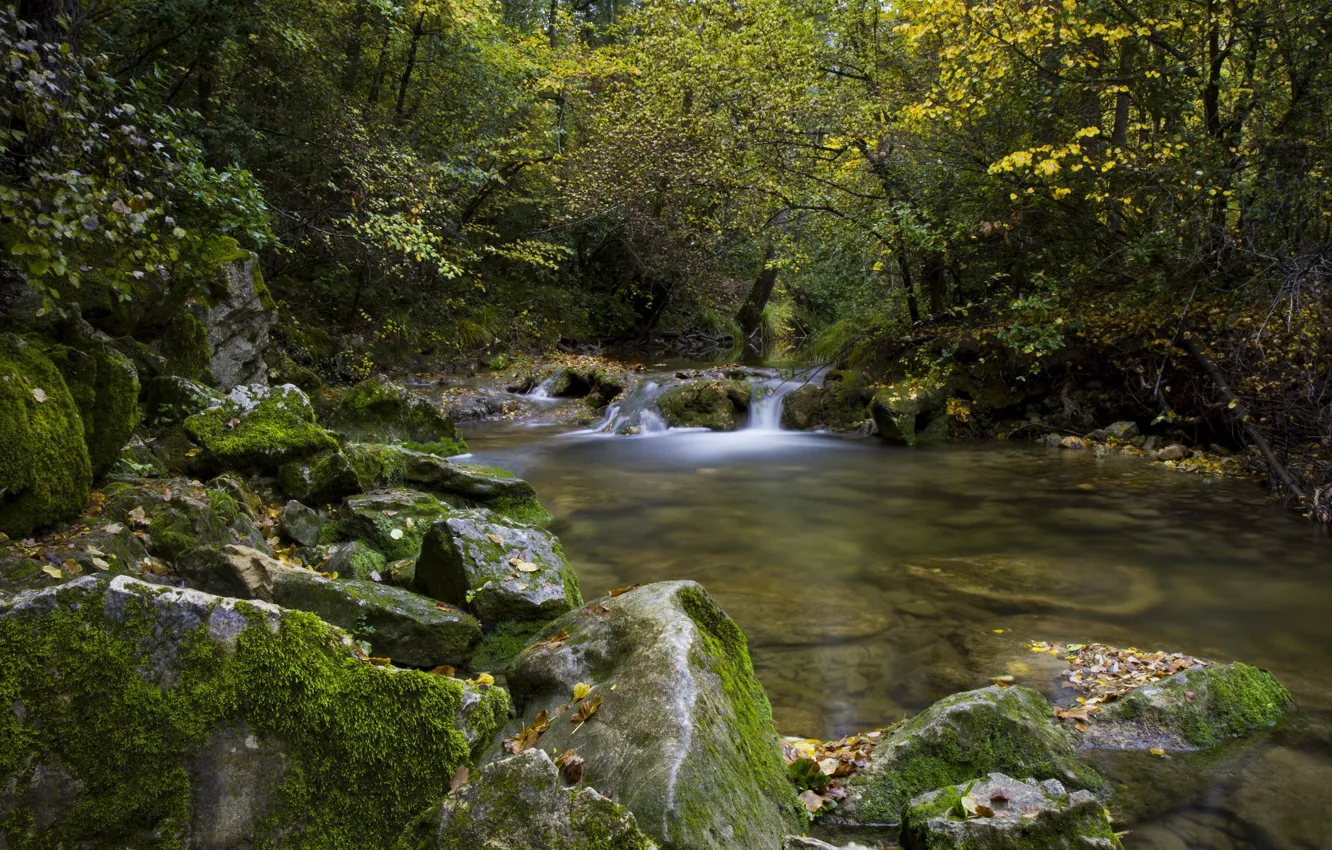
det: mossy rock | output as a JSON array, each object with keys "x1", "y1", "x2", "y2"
[
  {"x1": 271, "y1": 570, "x2": 482, "y2": 668},
  {"x1": 45, "y1": 336, "x2": 140, "y2": 479},
  {"x1": 325, "y1": 540, "x2": 387, "y2": 582},
  {"x1": 341, "y1": 489, "x2": 454, "y2": 561},
  {"x1": 346, "y1": 443, "x2": 551, "y2": 526},
  {"x1": 657, "y1": 380, "x2": 751, "y2": 431},
  {"x1": 869, "y1": 378, "x2": 951, "y2": 446},
  {"x1": 159, "y1": 312, "x2": 214, "y2": 384},
  {"x1": 0, "y1": 574, "x2": 501, "y2": 849},
  {"x1": 839, "y1": 686, "x2": 1105, "y2": 825},
  {"x1": 502, "y1": 581, "x2": 805, "y2": 850},
  {"x1": 184, "y1": 384, "x2": 337, "y2": 475},
  {"x1": 142, "y1": 376, "x2": 222, "y2": 426},
  {"x1": 278, "y1": 449, "x2": 362, "y2": 505},
  {"x1": 470, "y1": 619, "x2": 551, "y2": 675},
  {"x1": 0, "y1": 334, "x2": 93, "y2": 537},
  {"x1": 1075, "y1": 663, "x2": 1294, "y2": 751},
  {"x1": 902, "y1": 773, "x2": 1122, "y2": 850},
  {"x1": 409, "y1": 749, "x2": 657, "y2": 850},
  {"x1": 780, "y1": 381, "x2": 870, "y2": 432},
  {"x1": 415, "y1": 509, "x2": 581, "y2": 627},
  {"x1": 550, "y1": 364, "x2": 628, "y2": 409},
  {"x1": 317, "y1": 375, "x2": 467, "y2": 456},
  {"x1": 0, "y1": 520, "x2": 150, "y2": 597}
]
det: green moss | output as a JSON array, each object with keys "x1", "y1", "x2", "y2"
[
  {"x1": 327, "y1": 540, "x2": 388, "y2": 581},
  {"x1": 1117, "y1": 663, "x2": 1294, "y2": 749},
  {"x1": 160, "y1": 313, "x2": 213, "y2": 384},
  {"x1": 0, "y1": 580, "x2": 478, "y2": 850},
  {"x1": 657, "y1": 380, "x2": 751, "y2": 431},
  {"x1": 278, "y1": 450, "x2": 362, "y2": 505},
  {"x1": 569, "y1": 792, "x2": 657, "y2": 850},
  {"x1": 321, "y1": 376, "x2": 468, "y2": 457},
  {"x1": 346, "y1": 442, "x2": 411, "y2": 488},
  {"x1": 471, "y1": 621, "x2": 550, "y2": 673},
  {"x1": 0, "y1": 335, "x2": 93, "y2": 537},
  {"x1": 184, "y1": 387, "x2": 337, "y2": 474},
  {"x1": 869, "y1": 376, "x2": 951, "y2": 446},
  {"x1": 46, "y1": 339, "x2": 140, "y2": 479}
]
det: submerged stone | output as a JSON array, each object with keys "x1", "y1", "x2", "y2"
[
  {"x1": 184, "y1": 383, "x2": 337, "y2": 475},
  {"x1": 317, "y1": 375, "x2": 467, "y2": 456},
  {"x1": 1074, "y1": 663, "x2": 1294, "y2": 751},
  {"x1": 415, "y1": 509, "x2": 582, "y2": 627},
  {"x1": 657, "y1": 380, "x2": 751, "y2": 431},
  {"x1": 503, "y1": 581, "x2": 805, "y2": 850},
  {"x1": 838, "y1": 686, "x2": 1105, "y2": 825},
  {"x1": 902, "y1": 773, "x2": 1121, "y2": 850},
  {"x1": 0, "y1": 574, "x2": 498, "y2": 849},
  {"x1": 901, "y1": 555, "x2": 1163, "y2": 617}
]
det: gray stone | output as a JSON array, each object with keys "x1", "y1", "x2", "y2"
[
  {"x1": 199, "y1": 250, "x2": 274, "y2": 392},
  {"x1": 278, "y1": 449, "x2": 362, "y2": 505},
  {"x1": 281, "y1": 500, "x2": 323, "y2": 547},
  {"x1": 1226, "y1": 746, "x2": 1332, "y2": 850},
  {"x1": 502, "y1": 581, "x2": 805, "y2": 850},
  {"x1": 272, "y1": 569, "x2": 481, "y2": 667},
  {"x1": 1154, "y1": 444, "x2": 1191, "y2": 461},
  {"x1": 838, "y1": 686, "x2": 1105, "y2": 824},
  {"x1": 187, "y1": 721, "x2": 290, "y2": 849},
  {"x1": 342, "y1": 489, "x2": 454, "y2": 561},
  {"x1": 175, "y1": 544, "x2": 290, "y2": 602},
  {"x1": 325, "y1": 540, "x2": 387, "y2": 582},
  {"x1": 415, "y1": 509, "x2": 582, "y2": 627},
  {"x1": 1105, "y1": 421, "x2": 1140, "y2": 440},
  {"x1": 902, "y1": 773, "x2": 1121, "y2": 849},
  {"x1": 414, "y1": 749, "x2": 657, "y2": 850}
]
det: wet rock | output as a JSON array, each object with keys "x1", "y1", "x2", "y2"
[
  {"x1": 503, "y1": 581, "x2": 805, "y2": 850},
  {"x1": 342, "y1": 489, "x2": 453, "y2": 561},
  {"x1": 1226, "y1": 746, "x2": 1332, "y2": 850},
  {"x1": 901, "y1": 555, "x2": 1163, "y2": 616},
  {"x1": 1154, "y1": 444, "x2": 1191, "y2": 461},
  {"x1": 281, "y1": 500, "x2": 323, "y2": 547},
  {"x1": 408, "y1": 748, "x2": 657, "y2": 850},
  {"x1": 199, "y1": 242, "x2": 275, "y2": 391},
  {"x1": 271, "y1": 570, "x2": 481, "y2": 667},
  {"x1": 454, "y1": 679, "x2": 514, "y2": 753},
  {"x1": 416, "y1": 509, "x2": 582, "y2": 626},
  {"x1": 317, "y1": 374, "x2": 467, "y2": 456},
  {"x1": 1105, "y1": 421, "x2": 1140, "y2": 440},
  {"x1": 1074, "y1": 663, "x2": 1293, "y2": 750},
  {"x1": 710, "y1": 582, "x2": 895, "y2": 647},
  {"x1": 346, "y1": 443, "x2": 552, "y2": 525},
  {"x1": 0, "y1": 519, "x2": 152, "y2": 597},
  {"x1": 325, "y1": 540, "x2": 387, "y2": 582},
  {"x1": 869, "y1": 378, "x2": 950, "y2": 446},
  {"x1": 657, "y1": 380, "x2": 752, "y2": 431},
  {"x1": 175, "y1": 544, "x2": 289, "y2": 602},
  {"x1": 184, "y1": 383, "x2": 337, "y2": 475},
  {"x1": 46, "y1": 330, "x2": 141, "y2": 478},
  {"x1": 781, "y1": 381, "x2": 869, "y2": 432},
  {"x1": 277, "y1": 448, "x2": 362, "y2": 505},
  {"x1": 838, "y1": 686, "x2": 1105, "y2": 824},
  {"x1": 1059, "y1": 436, "x2": 1087, "y2": 450},
  {"x1": 902, "y1": 773, "x2": 1121, "y2": 849},
  {"x1": 0, "y1": 574, "x2": 496, "y2": 848},
  {"x1": 551, "y1": 364, "x2": 628, "y2": 408}
]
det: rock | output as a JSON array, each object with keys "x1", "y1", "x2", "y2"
[
  {"x1": 342, "y1": 489, "x2": 454, "y2": 561},
  {"x1": 1073, "y1": 663, "x2": 1293, "y2": 750},
  {"x1": 271, "y1": 570, "x2": 481, "y2": 667},
  {"x1": 174, "y1": 544, "x2": 289, "y2": 602},
  {"x1": 783, "y1": 839, "x2": 842, "y2": 850},
  {"x1": 416, "y1": 509, "x2": 582, "y2": 626},
  {"x1": 408, "y1": 749, "x2": 657, "y2": 850},
  {"x1": 838, "y1": 686, "x2": 1104, "y2": 824},
  {"x1": 277, "y1": 448, "x2": 362, "y2": 505},
  {"x1": 469, "y1": 620, "x2": 552, "y2": 675},
  {"x1": 198, "y1": 240, "x2": 275, "y2": 391},
  {"x1": 1105, "y1": 421, "x2": 1140, "y2": 440},
  {"x1": 1142, "y1": 435, "x2": 1162, "y2": 451},
  {"x1": 1226, "y1": 746, "x2": 1332, "y2": 850},
  {"x1": 142, "y1": 375, "x2": 224, "y2": 426},
  {"x1": 0, "y1": 519, "x2": 152, "y2": 597},
  {"x1": 281, "y1": 500, "x2": 323, "y2": 547},
  {"x1": 869, "y1": 378, "x2": 950, "y2": 446},
  {"x1": 1154, "y1": 444, "x2": 1191, "y2": 461},
  {"x1": 206, "y1": 473, "x2": 265, "y2": 520},
  {"x1": 503, "y1": 581, "x2": 805, "y2": 850},
  {"x1": 346, "y1": 443, "x2": 552, "y2": 525},
  {"x1": 780, "y1": 381, "x2": 869, "y2": 432},
  {"x1": 657, "y1": 380, "x2": 752, "y2": 431},
  {"x1": 160, "y1": 312, "x2": 214, "y2": 383},
  {"x1": 1059, "y1": 436, "x2": 1087, "y2": 450},
  {"x1": 184, "y1": 383, "x2": 337, "y2": 475},
  {"x1": 101, "y1": 478, "x2": 270, "y2": 566},
  {"x1": 1089, "y1": 429, "x2": 1109, "y2": 441},
  {"x1": 901, "y1": 555, "x2": 1163, "y2": 616},
  {"x1": 45, "y1": 331, "x2": 140, "y2": 478},
  {"x1": 0, "y1": 574, "x2": 505, "y2": 848},
  {"x1": 455, "y1": 679, "x2": 513, "y2": 753},
  {"x1": 0, "y1": 334, "x2": 93, "y2": 537},
  {"x1": 550, "y1": 364, "x2": 628, "y2": 408},
  {"x1": 318, "y1": 375, "x2": 467, "y2": 456},
  {"x1": 902, "y1": 773, "x2": 1122, "y2": 849},
  {"x1": 1040, "y1": 433, "x2": 1064, "y2": 448},
  {"x1": 325, "y1": 539, "x2": 387, "y2": 581}
]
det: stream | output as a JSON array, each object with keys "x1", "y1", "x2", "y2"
[{"x1": 420, "y1": 364, "x2": 1332, "y2": 849}]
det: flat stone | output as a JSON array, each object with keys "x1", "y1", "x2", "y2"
[{"x1": 902, "y1": 555, "x2": 1163, "y2": 616}]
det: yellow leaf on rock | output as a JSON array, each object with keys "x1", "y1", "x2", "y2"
[
  {"x1": 573, "y1": 682, "x2": 591, "y2": 700},
  {"x1": 41, "y1": 565, "x2": 63, "y2": 579},
  {"x1": 488, "y1": 533, "x2": 503, "y2": 544},
  {"x1": 469, "y1": 673, "x2": 495, "y2": 686},
  {"x1": 1149, "y1": 747, "x2": 1166, "y2": 757}
]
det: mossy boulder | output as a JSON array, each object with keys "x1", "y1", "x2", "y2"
[
  {"x1": 142, "y1": 376, "x2": 222, "y2": 426},
  {"x1": 271, "y1": 570, "x2": 482, "y2": 668},
  {"x1": 159, "y1": 312, "x2": 214, "y2": 384},
  {"x1": 317, "y1": 375, "x2": 467, "y2": 456},
  {"x1": 838, "y1": 686, "x2": 1105, "y2": 825},
  {"x1": 869, "y1": 377, "x2": 951, "y2": 445},
  {"x1": 325, "y1": 540, "x2": 387, "y2": 582},
  {"x1": 549, "y1": 364, "x2": 628, "y2": 409},
  {"x1": 342, "y1": 489, "x2": 454, "y2": 561},
  {"x1": 346, "y1": 443, "x2": 552, "y2": 525},
  {"x1": 280, "y1": 500, "x2": 323, "y2": 547},
  {"x1": 415, "y1": 509, "x2": 582, "y2": 627},
  {"x1": 408, "y1": 749, "x2": 657, "y2": 850},
  {"x1": 197, "y1": 240, "x2": 274, "y2": 391},
  {"x1": 502, "y1": 581, "x2": 805, "y2": 850},
  {"x1": 902, "y1": 773, "x2": 1122, "y2": 850},
  {"x1": 657, "y1": 380, "x2": 752, "y2": 431},
  {"x1": 184, "y1": 383, "x2": 337, "y2": 475},
  {"x1": 46, "y1": 336, "x2": 140, "y2": 478},
  {"x1": 0, "y1": 334, "x2": 93, "y2": 537},
  {"x1": 278, "y1": 448, "x2": 362, "y2": 505},
  {"x1": 0, "y1": 519, "x2": 151, "y2": 597},
  {"x1": 780, "y1": 378, "x2": 870, "y2": 432},
  {"x1": 0, "y1": 574, "x2": 506, "y2": 849},
  {"x1": 469, "y1": 619, "x2": 551, "y2": 675},
  {"x1": 1074, "y1": 663, "x2": 1293, "y2": 751}
]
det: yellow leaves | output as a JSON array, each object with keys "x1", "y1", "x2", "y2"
[
  {"x1": 505, "y1": 710, "x2": 551, "y2": 754},
  {"x1": 571, "y1": 694, "x2": 603, "y2": 728},
  {"x1": 573, "y1": 682, "x2": 592, "y2": 700},
  {"x1": 509, "y1": 557, "x2": 540, "y2": 573},
  {"x1": 40, "y1": 565, "x2": 64, "y2": 579},
  {"x1": 469, "y1": 673, "x2": 496, "y2": 686},
  {"x1": 1149, "y1": 747, "x2": 1167, "y2": 757}
]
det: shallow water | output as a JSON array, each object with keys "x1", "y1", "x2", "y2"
[{"x1": 447, "y1": 380, "x2": 1332, "y2": 849}]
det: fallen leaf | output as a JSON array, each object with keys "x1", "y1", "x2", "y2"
[
  {"x1": 975, "y1": 804, "x2": 995, "y2": 818},
  {"x1": 226, "y1": 417, "x2": 240, "y2": 429},
  {"x1": 31, "y1": 387, "x2": 48, "y2": 403},
  {"x1": 468, "y1": 673, "x2": 495, "y2": 686},
  {"x1": 126, "y1": 506, "x2": 149, "y2": 527},
  {"x1": 390, "y1": 528, "x2": 405, "y2": 540},
  {"x1": 449, "y1": 765, "x2": 469, "y2": 792},
  {"x1": 1149, "y1": 747, "x2": 1166, "y2": 757},
  {"x1": 89, "y1": 557, "x2": 110, "y2": 571},
  {"x1": 102, "y1": 523, "x2": 124, "y2": 534},
  {"x1": 41, "y1": 565, "x2": 63, "y2": 579},
  {"x1": 609, "y1": 585, "x2": 641, "y2": 597},
  {"x1": 162, "y1": 489, "x2": 173, "y2": 502},
  {"x1": 488, "y1": 533, "x2": 503, "y2": 544},
  {"x1": 573, "y1": 682, "x2": 591, "y2": 700},
  {"x1": 798, "y1": 790, "x2": 825, "y2": 813},
  {"x1": 185, "y1": 448, "x2": 202, "y2": 458},
  {"x1": 515, "y1": 561, "x2": 540, "y2": 573},
  {"x1": 383, "y1": 510, "x2": 399, "y2": 516},
  {"x1": 571, "y1": 694, "x2": 603, "y2": 726},
  {"x1": 430, "y1": 665, "x2": 456, "y2": 678},
  {"x1": 531, "y1": 629, "x2": 570, "y2": 651},
  {"x1": 505, "y1": 710, "x2": 551, "y2": 753},
  {"x1": 369, "y1": 657, "x2": 392, "y2": 666},
  {"x1": 555, "y1": 749, "x2": 585, "y2": 783}
]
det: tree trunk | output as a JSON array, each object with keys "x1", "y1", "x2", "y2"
[
  {"x1": 395, "y1": 13, "x2": 426, "y2": 120},
  {"x1": 736, "y1": 245, "x2": 778, "y2": 347},
  {"x1": 895, "y1": 236, "x2": 921, "y2": 323},
  {"x1": 922, "y1": 251, "x2": 946, "y2": 314}
]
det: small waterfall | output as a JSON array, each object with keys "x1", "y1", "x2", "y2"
[
  {"x1": 527, "y1": 376, "x2": 557, "y2": 400},
  {"x1": 596, "y1": 380, "x2": 671, "y2": 434},
  {"x1": 747, "y1": 376, "x2": 800, "y2": 431}
]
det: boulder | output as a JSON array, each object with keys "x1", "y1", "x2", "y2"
[
  {"x1": 175, "y1": 544, "x2": 288, "y2": 602},
  {"x1": 1105, "y1": 421, "x2": 1139, "y2": 440},
  {"x1": 869, "y1": 379, "x2": 950, "y2": 446},
  {"x1": 341, "y1": 489, "x2": 454, "y2": 561},
  {"x1": 346, "y1": 443, "x2": 552, "y2": 525},
  {"x1": 101, "y1": 478, "x2": 271, "y2": 566},
  {"x1": 1059, "y1": 436, "x2": 1087, "y2": 450},
  {"x1": 0, "y1": 334, "x2": 93, "y2": 537},
  {"x1": 45, "y1": 333, "x2": 140, "y2": 478},
  {"x1": 415, "y1": 509, "x2": 582, "y2": 626},
  {"x1": 1072, "y1": 663, "x2": 1293, "y2": 751},
  {"x1": 325, "y1": 540, "x2": 387, "y2": 582},
  {"x1": 406, "y1": 749, "x2": 657, "y2": 850},
  {"x1": 549, "y1": 363, "x2": 628, "y2": 409},
  {"x1": 0, "y1": 574, "x2": 506, "y2": 849},
  {"x1": 657, "y1": 380, "x2": 752, "y2": 431},
  {"x1": 902, "y1": 773, "x2": 1121, "y2": 849},
  {"x1": 277, "y1": 448, "x2": 362, "y2": 505},
  {"x1": 317, "y1": 375, "x2": 467, "y2": 456},
  {"x1": 0, "y1": 518, "x2": 153, "y2": 597},
  {"x1": 281, "y1": 500, "x2": 323, "y2": 547},
  {"x1": 184, "y1": 384, "x2": 337, "y2": 475},
  {"x1": 837, "y1": 686, "x2": 1105, "y2": 824},
  {"x1": 142, "y1": 375, "x2": 222, "y2": 426},
  {"x1": 780, "y1": 382, "x2": 868, "y2": 432},
  {"x1": 198, "y1": 241, "x2": 275, "y2": 391},
  {"x1": 271, "y1": 570, "x2": 481, "y2": 667},
  {"x1": 503, "y1": 581, "x2": 805, "y2": 850},
  {"x1": 1154, "y1": 444, "x2": 1191, "y2": 461}
]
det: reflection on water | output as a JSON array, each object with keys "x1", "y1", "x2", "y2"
[{"x1": 458, "y1": 418, "x2": 1332, "y2": 849}]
